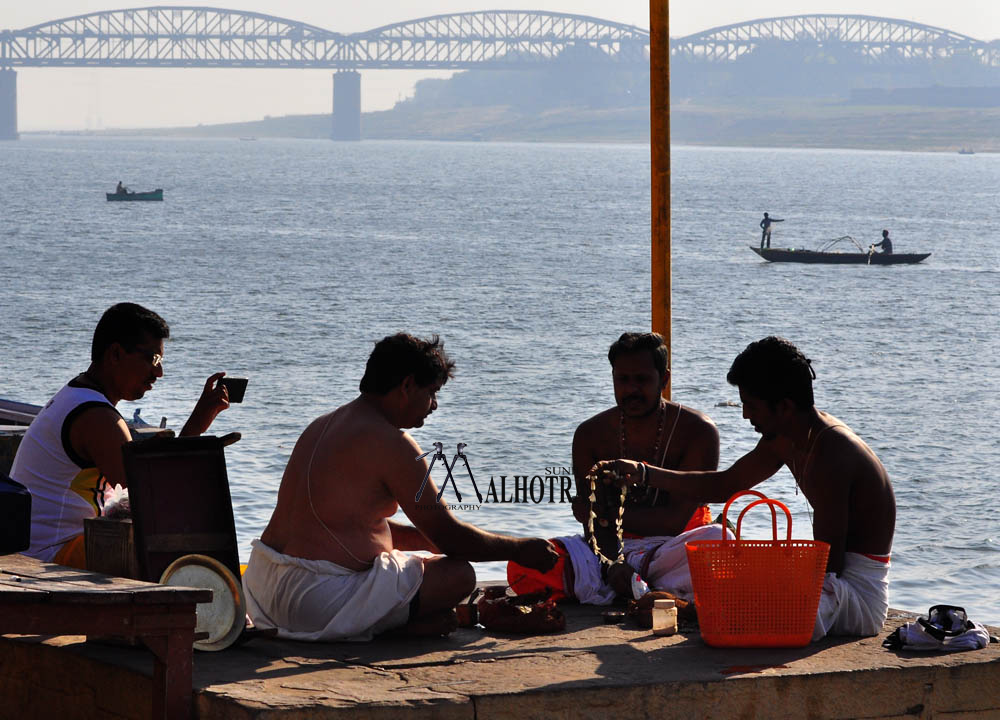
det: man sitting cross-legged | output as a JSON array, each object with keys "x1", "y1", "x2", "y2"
[
  {"x1": 243, "y1": 333, "x2": 559, "y2": 640},
  {"x1": 595, "y1": 336, "x2": 896, "y2": 640},
  {"x1": 507, "y1": 332, "x2": 729, "y2": 605}
]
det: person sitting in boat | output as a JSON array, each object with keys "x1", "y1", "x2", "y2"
[
  {"x1": 8, "y1": 303, "x2": 231, "y2": 570},
  {"x1": 872, "y1": 229, "x2": 893, "y2": 254},
  {"x1": 759, "y1": 212, "x2": 784, "y2": 249},
  {"x1": 241, "y1": 333, "x2": 559, "y2": 641},
  {"x1": 115, "y1": 181, "x2": 127, "y2": 195},
  {"x1": 595, "y1": 336, "x2": 896, "y2": 641},
  {"x1": 506, "y1": 331, "x2": 725, "y2": 606}
]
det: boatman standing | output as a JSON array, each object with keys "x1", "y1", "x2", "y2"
[
  {"x1": 594, "y1": 336, "x2": 896, "y2": 641},
  {"x1": 760, "y1": 212, "x2": 784, "y2": 248}
]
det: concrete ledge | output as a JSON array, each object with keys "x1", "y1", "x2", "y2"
[{"x1": 2, "y1": 606, "x2": 998, "y2": 719}]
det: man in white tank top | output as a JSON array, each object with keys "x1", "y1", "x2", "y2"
[{"x1": 10, "y1": 302, "x2": 230, "y2": 568}]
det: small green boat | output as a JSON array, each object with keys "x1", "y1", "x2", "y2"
[{"x1": 106, "y1": 189, "x2": 163, "y2": 201}]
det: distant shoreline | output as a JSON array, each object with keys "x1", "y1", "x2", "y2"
[{"x1": 19, "y1": 99, "x2": 1000, "y2": 153}]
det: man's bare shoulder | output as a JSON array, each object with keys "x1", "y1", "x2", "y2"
[
  {"x1": 574, "y1": 407, "x2": 617, "y2": 439},
  {"x1": 676, "y1": 403, "x2": 717, "y2": 432},
  {"x1": 353, "y1": 402, "x2": 423, "y2": 458}
]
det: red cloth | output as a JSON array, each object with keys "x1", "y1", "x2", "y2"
[
  {"x1": 623, "y1": 504, "x2": 713, "y2": 539},
  {"x1": 507, "y1": 505, "x2": 714, "y2": 599},
  {"x1": 507, "y1": 539, "x2": 570, "y2": 601}
]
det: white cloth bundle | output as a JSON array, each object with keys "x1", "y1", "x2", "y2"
[
  {"x1": 558, "y1": 524, "x2": 731, "y2": 605},
  {"x1": 884, "y1": 605, "x2": 991, "y2": 652}
]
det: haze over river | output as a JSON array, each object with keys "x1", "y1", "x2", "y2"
[{"x1": 2, "y1": 137, "x2": 997, "y2": 624}]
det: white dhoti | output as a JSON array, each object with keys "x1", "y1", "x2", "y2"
[
  {"x1": 559, "y1": 524, "x2": 731, "y2": 605},
  {"x1": 242, "y1": 539, "x2": 424, "y2": 642},
  {"x1": 813, "y1": 551, "x2": 890, "y2": 641}
]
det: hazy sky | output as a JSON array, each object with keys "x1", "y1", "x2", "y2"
[{"x1": 4, "y1": 1, "x2": 999, "y2": 130}]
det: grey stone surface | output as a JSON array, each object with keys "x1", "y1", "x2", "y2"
[{"x1": 6, "y1": 603, "x2": 995, "y2": 719}]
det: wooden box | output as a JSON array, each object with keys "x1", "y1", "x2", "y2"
[{"x1": 84, "y1": 517, "x2": 139, "y2": 579}]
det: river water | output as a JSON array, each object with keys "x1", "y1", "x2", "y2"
[{"x1": 1, "y1": 137, "x2": 997, "y2": 624}]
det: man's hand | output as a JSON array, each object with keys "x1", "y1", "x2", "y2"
[
  {"x1": 514, "y1": 538, "x2": 560, "y2": 573},
  {"x1": 590, "y1": 459, "x2": 643, "y2": 488},
  {"x1": 180, "y1": 372, "x2": 229, "y2": 436}
]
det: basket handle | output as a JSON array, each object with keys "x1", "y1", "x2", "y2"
[
  {"x1": 720, "y1": 490, "x2": 775, "y2": 543},
  {"x1": 735, "y1": 498, "x2": 793, "y2": 543}
]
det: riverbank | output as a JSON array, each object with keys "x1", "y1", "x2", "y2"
[
  {"x1": 25, "y1": 98, "x2": 1000, "y2": 152},
  {"x1": 2, "y1": 598, "x2": 998, "y2": 718}
]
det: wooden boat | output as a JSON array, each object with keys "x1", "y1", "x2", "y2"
[
  {"x1": 0, "y1": 399, "x2": 41, "y2": 426},
  {"x1": 1, "y1": 397, "x2": 166, "y2": 432},
  {"x1": 106, "y1": 189, "x2": 163, "y2": 201},
  {"x1": 751, "y1": 235, "x2": 930, "y2": 265},
  {"x1": 751, "y1": 247, "x2": 930, "y2": 264}
]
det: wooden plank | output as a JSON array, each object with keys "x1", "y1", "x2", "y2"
[
  {"x1": 0, "y1": 603, "x2": 195, "y2": 635},
  {"x1": 0, "y1": 555, "x2": 203, "y2": 720},
  {"x1": 0, "y1": 555, "x2": 210, "y2": 604},
  {"x1": 143, "y1": 532, "x2": 236, "y2": 553},
  {"x1": 0, "y1": 580, "x2": 209, "y2": 606}
]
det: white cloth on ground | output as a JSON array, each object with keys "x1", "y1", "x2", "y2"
[
  {"x1": 889, "y1": 617, "x2": 990, "y2": 651},
  {"x1": 813, "y1": 551, "x2": 890, "y2": 641},
  {"x1": 242, "y1": 538, "x2": 424, "y2": 642},
  {"x1": 556, "y1": 534, "x2": 616, "y2": 605},
  {"x1": 558, "y1": 524, "x2": 731, "y2": 605}
]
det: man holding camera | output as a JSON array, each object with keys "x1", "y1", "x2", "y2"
[{"x1": 10, "y1": 302, "x2": 230, "y2": 569}]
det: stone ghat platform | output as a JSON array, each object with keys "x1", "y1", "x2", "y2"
[{"x1": 2, "y1": 602, "x2": 999, "y2": 719}]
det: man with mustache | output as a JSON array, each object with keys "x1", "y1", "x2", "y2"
[
  {"x1": 596, "y1": 336, "x2": 896, "y2": 640},
  {"x1": 10, "y1": 302, "x2": 229, "y2": 569},
  {"x1": 243, "y1": 333, "x2": 559, "y2": 640},
  {"x1": 507, "y1": 331, "x2": 722, "y2": 604}
]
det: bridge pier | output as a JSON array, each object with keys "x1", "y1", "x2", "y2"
[
  {"x1": 0, "y1": 69, "x2": 17, "y2": 141},
  {"x1": 331, "y1": 70, "x2": 361, "y2": 141}
]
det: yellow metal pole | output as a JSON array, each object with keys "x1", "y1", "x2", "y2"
[{"x1": 650, "y1": 0, "x2": 671, "y2": 399}]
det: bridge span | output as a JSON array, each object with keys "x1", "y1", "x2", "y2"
[
  {"x1": 2, "y1": 9, "x2": 996, "y2": 140},
  {"x1": 0, "y1": 7, "x2": 648, "y2": 139}
]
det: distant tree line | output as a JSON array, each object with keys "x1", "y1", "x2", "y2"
[
  {"x1": 672, "y1": 41, "x2": 1000, "y2": 100},
  {"x1": 397, "y1": 41, "x2": 1000, "y2": 110}
]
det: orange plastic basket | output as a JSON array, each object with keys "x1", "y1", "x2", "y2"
[{"x1": 685, "y1": 490, "x2": 830, "y2": 648}]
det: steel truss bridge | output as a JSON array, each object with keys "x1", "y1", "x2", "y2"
[
  {"x1": 1, "y1": 9, "x2": 996, "y2": 140},
  {"x1": 0, "y1": 7, "x2": 648, "y2": 69},
  {"x1": 672, "y1": 14, "x2": 999, "y2": 67}
]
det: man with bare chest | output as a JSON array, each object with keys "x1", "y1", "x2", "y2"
[
  {"x1": 595, "y1": 336, "x2": 896, "y2": 639},
  {"x1": 508, "y1": 332, "x2": 724, "y2": 604},
  {"x1": 243, "y1": 333, "x2": 559, "y2": 641}
]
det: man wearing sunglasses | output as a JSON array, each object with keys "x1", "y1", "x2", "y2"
[{"x1": 10, "y1": 302, "x2": 229, "y2": 569}]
